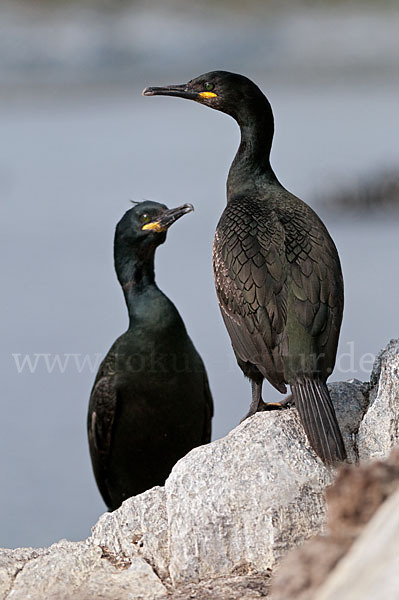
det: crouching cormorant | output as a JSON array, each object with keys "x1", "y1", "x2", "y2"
[
  {"x1": 143, "y1": 71, "x2": 346, "y2": 464},
  {"x1": 88, "y1": 201, "x2": 213, "y2": 510}
]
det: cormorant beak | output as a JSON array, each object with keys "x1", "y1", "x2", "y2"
[
  {"x1": 143, "y1": 84, "x2": 217, "y2": 101},
  {"x1": 142, "y1": 203, "x2": 194, "y2": 233},
  {"x1": 142, "y1": 83, "x2": 198, "y2": 100}
]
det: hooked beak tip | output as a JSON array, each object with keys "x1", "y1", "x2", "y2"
[{"x1": 183, "y1": 203, "x2": 194, "y2": 214}]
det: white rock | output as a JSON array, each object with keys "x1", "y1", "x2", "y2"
[
  {"x1": 6, "y1": 539, "x2": 166, "y2": 600},
  {"x1": 7, "y1": 541, "x2": 99, "y2": 599},
  {"x1": 0, "y1": 547, "x2": 47, "y2": 599},
  {"x1": 90, "y1": 486, "x2": 169, "y2": 579},
  {"x1": 358, "y1": 339, "x2": 399, "y2": 461},
  {"x1": 165, "y1": 409, "x2": 334, "y2": 584},
  {"x1": 80, "y1": 557, "x2": 167, "y2": 600}
]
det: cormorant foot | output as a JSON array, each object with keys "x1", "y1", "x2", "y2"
[
  {"x1": 240, "y1": 398, "x2": 289, "y2": 423},
  {"x1": 257, "y1": 400, "x2": 287, "y2": 411}
]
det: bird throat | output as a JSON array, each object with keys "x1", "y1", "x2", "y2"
[
  {"x1": 116, "y1": 251, "x2": 157, "y2": 319},
  {"x1": 227, "y1": 104, "x2": 276, "y2": 200}
]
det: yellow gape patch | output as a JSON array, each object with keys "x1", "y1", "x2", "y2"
[
  {"x1": 142, "y1": 222, "x2": 163, "y2": 232},
  {"x1": 199, "y1": 91, "x2": 217, "y2": 98}
]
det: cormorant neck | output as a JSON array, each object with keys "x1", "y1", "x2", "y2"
[
  {"x1": 114, "y1": 242, "x2": 157, "y2": 323},
  {"x1": 227, "y1": 96, "x2": 276, "y2": 198}
]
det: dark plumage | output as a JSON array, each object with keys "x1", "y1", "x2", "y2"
[
  {"x1": 88, "y1": 201, "x2": 213, "y2": 510},
  {"x1": 143, "y1": 71, "x2": 346, "y2": 464}
]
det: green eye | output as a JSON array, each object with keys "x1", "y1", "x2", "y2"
[
  {"x1": 140, "y1": 213, "x2": 151, "y2": 223},
  {"x1": 204, "y1": 82, "x2": 214, "y2": 91}
]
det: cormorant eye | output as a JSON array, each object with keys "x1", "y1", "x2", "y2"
[
  {"x1": 140, "y1": 213, "x2": 151, "y2": 224},
  {"x1": 204, "y1": 82, "x2": 214, "y2": 91}
]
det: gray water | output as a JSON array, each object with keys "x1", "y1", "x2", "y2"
[{"x1": 1, "y1": 4, "x2": 399, "y2": 548}]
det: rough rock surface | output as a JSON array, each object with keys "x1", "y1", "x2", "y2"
[
  {"x1": 3, "y1": 540, "x2": 166, "y2": 600},
  {"x1": 358, "y1": 339, "x2": 399, "y2": 461},
  {"x1": 91, "y1": 486, "x2": 169, "y2": 580},
  {"x1": 0, "y1": 340, "x2": 398, "y2": 599},
  {"x1": 0, "y1": 547, "x2": 48, "y2": 599},
  {"x1": 166, "y1": 409, "x2": 334, "y2": 585}
]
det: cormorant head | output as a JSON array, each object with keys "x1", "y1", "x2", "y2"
[
  {"x1": 143, "y1": 70, "x2": 269, "y2": 122},
  {"x1": 115, "y1": 200, "x2": 194, "y2": 251}
]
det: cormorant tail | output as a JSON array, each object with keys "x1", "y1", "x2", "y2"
[{"x1": 291, "y1": 378, "x2": 347, "y2": 464}]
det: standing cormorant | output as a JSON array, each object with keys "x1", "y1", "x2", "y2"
[
  {"x1": 143, "y1": 71, "x2": 346, "y2": 464},
  {"x1": 88, "y1": 201, "x2": 213, "y2": 510}
]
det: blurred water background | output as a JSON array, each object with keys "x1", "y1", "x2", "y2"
[{"x1": 1, "y1": 0, "x2": 398, "y2": 548}]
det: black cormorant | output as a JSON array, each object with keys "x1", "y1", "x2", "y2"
[
  {"x1": 143, "y1": 71, "x2": 346, "y2": 464},
  {"x1": 88, "y1": 201, "x2": 213, "y2": 510}
]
